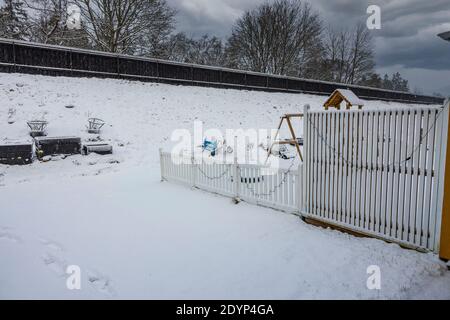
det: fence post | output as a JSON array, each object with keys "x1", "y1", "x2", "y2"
[
  {"x1": 116, "y1": 54, "x2": 120, "y2": 76},
  {"x1": 156, "y1": 61, "x2": 160, "y2": 79},
  {"x1": 297, "y1": 164, "x2": 303, "y2": 215},
  {"x1": 234, "y1": 155, "x2": 240, "y2": 200},
  {"x1": 69, "y1": 49, "x2": 73, "y2": 71},
  {"x1": 12, "y1": 40, "x2": 16, "y2": 70},
  {"x1": 191, "y1": 150, "x2": 197, "y2": 188},
  {"x1": 159, "y1": 148, "x2": 165, "y2": 182},
  {"x1": 439, "y1": 99, "x2": 450, "y2": 260},
  {"x1": 302, "y1": 104, "x2": 310, "y2": 215}
]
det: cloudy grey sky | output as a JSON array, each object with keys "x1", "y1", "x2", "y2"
[{"x1": 166, "y1": 0, "x2": 450, "y2": 95}]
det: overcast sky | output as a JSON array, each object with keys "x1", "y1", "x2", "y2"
[{"x1": 166, "y1": 0, "x2": 450, "y2": 95}]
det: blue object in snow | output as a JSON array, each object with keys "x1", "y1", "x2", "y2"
[{"x1": 202, "y1": 139, "x2": 218, "y2": 156}]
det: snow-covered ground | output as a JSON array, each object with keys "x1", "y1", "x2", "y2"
[{"x1": 1, "y1": 73, "x2": 449, "y2": 299}]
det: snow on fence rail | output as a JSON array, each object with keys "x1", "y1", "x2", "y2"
[
  {"x1": 159, "y1": 150, "x2": 302, "y2": 214},
  {"x1": 303, "y1": 106, "x2": 447, "y2": 252}
]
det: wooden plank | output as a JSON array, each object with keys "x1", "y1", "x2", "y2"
[
  {"x1": 386, "y1": 111, "x2": 396, "y2": 237},
  {"x1": 337, "y1": 112, "x2": 344, "y2": 223},
  {"x1": 313, "y1": 113, "x2": 319, "y2": 215},
  {"x1": 303, "y1": 114, "x2": 308, "y2": 211},
  {"x1": 354, "y1": 112, "x2": 362, "y2": 227},
  {"x1": 364, "y1": 112, "x2": 373, "y2": 230},
  {"x1": 283, "y1": 113, "x2": 304, "y2": 118},
  {"x1": 266, "y1": 117, "x2": 284, "y2": 164},
  {"x1": 380, "y1": 111, "x2": 390, "y2": 235},
  {"x1": 403, "y1": 111, "x2": 415, "y2": 241},
  {"x1": 289, "y1": 171, "x2": 294, "y2": 207},
  {"x1": 416, "y1": 110, "x2": 429, "y2": 246},
  {"x1": 397, "y1": 111, "x2": 408, "y2": 240},
  {"x1": 286, "y1": 117, "x2": 303, "y2": 161},
  {"x1": 423, "y1": 110, "x2": 436, "y2": 248},
  {"x1": 408, "y1": 110, "x2": 421, "y2": 245},
  {"x1": 431, "y1": 105, "x2": 447, "y2": 252},
  {"x1": 361, "y1": 112, "x2": 370, "y2": 229},
  {"x1": 375, "y1": 111, "x2": 385, "y2": 234},
  {"x1": 369, "y1": 111, "x2": 379, "y2": 232},
  {"x1": 324, "y1": 113, "x2": 330, "y2": 219},
  {"x1": 347, "y1": 112, "x2": 354, "y2": 225},
  {"x1": 317, "y1": 113, "x2": 323, "y2": 217},
  {"x1": 322, "y1": 113, "x2": 327, "y2": 217},
  {"x1": 320, "y1": 113, "x2": 326, "y2": 216},
  {"x1": 342, "y1": 112, "x2": 349, "y2": 224},
  {"x1": 330, "y1": 112, "x2": 336, "y2": 220},
  {"x1": 306, "y1": 112, "x2": 312, "y2": 213}
]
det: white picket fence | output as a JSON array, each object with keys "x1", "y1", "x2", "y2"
[
  {"x1": 159, "y1": 103, "x2": 448, "y2": 253},
  {"x1": 303, "y1": 105, "x2": 448, "y2": 251},
  {"x1": 159, "y1": 151, "x2": 302, "y2": 214}
]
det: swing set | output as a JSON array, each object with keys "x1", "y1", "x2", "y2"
[{"x1": 266, "y1": 113, "x2": 304, "y2": 163}]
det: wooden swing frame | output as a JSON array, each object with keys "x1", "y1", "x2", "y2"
[{"x1": 266, "y1": 113, "x2": 304, "y2": 163}]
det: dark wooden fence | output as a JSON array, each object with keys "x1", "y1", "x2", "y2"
[{"x1": 0, "y1": 38, "x2": 444, "y2": 105}]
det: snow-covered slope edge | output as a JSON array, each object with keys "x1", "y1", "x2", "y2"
[{"x1": 0, "y1": 73, "x2": 438, "y2": 186}]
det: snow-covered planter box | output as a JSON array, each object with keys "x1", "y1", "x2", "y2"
[
  {"x1": 0, "y1": 142, "x2": 33, "y2": 165},
  {"x1": 34, "y1": 136, "x2": 81, "y2": 158},
  {"x1": 82, "y1": 143, "x2": 113, "y2": 155}
]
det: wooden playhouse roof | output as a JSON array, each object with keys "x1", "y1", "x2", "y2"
[{"x1": 324, "y1": 89, "x2": 365, "y2": 108}]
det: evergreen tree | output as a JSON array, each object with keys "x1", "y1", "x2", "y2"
[
  {"x1": 359, "y1": 73, "x2": 382, "y2": 88},
  {"x1": 382, "y1": 74, "x2": 393, "y2": 90},
  {"x1": 390, "y1": 72, "x2": 409, "y2": 92}
]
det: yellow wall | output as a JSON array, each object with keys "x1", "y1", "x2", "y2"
[{"x1": 440, "y1": 103, "x2": 450, "y2": 260}]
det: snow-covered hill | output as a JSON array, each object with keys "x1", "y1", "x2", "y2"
[
  {"x1": 1, "y1": 73, "x2": 449, "y2": 300},
  {"x1": 0, "y1": 73, "x2": 432, "y2": 186}
]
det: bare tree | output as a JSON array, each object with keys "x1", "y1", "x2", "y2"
[
  {"x1": 348, "y1": 23, "x2": 374, "y2": 84},
  {"x1": 321, "y1": 23, "x2": 374, "y2": 84},
  {"x1": 226, "y1": 0, "x2": 322, "y2": 76},
  {"x1": 25, "y1": 0, "x2": 67, "y2": 44},
  {"x1": 188, "y1": 35, "x2": 225, "y2": 66},
  {"x1": 164, "y1": 32, "x2": 191, "y2": 61},
  {"x1": 164, "y1": 33, "x2": 226, "y2": 66},
  {"x1": 74, "y1": 0, "x2": 175, "y2": 55},
  {"x1": 24, "y1": 0, "x2": 91, "y2": 48},
  {"x1": 0, "y1": 0, "x2": 30, "y2": 40}
]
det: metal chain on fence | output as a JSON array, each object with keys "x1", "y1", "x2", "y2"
[
  {"x1": 239, "y1": 155, "x2": 298, "y2": 197},
  {"x1": 306, "y1": 104, "x2": 447, "y2": 171},
  {"x1": 187, "y1": 151, "x2": 299, "y2": 197},
  {"x1": 191, "y1": 156, "x2": 231, "y2": 180}
]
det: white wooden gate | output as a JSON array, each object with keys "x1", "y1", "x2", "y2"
[{"x1": 303, "y1": 106, "x2": 448, "y2": 251}]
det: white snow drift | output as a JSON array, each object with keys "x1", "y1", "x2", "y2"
[{"x1": 0, "y1": 73, "x2": 449, "y2": 299}]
